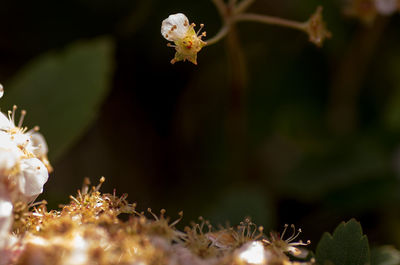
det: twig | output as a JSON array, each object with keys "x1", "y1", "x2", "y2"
[
  {"x1": 235, "y1": 13, "x2": 306, "y2": 31},
  {"x1": 211, "y1": 0, "x2": 227, "y2": 17},
  {"x1": 234, "y1": 0, "x2": 257, "y2": 14},
  {"x1": 206, "y1": 24, "x2": 231, "y2": 46}
]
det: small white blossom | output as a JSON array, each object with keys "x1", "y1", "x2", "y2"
[
  {"x1": 0, "y1": 87, "x2": 51, "y2": 203},
  {"x1": 161, "y1": 13, "x2": 206, "y2": 65}
]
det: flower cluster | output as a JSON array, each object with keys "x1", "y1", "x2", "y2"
[
  {"x1": 0, "y1": 85, "x2": 51, "y2": 261},
  {"x1": 8, "y1": 178, "x2": 314, "y2": 265},
  {"x1": 344, "y1": 0, "x2": 400, "y2": 24}
]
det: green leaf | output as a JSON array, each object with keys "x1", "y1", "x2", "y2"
[
  {"x1": 316, "y1": 219, "x2": 370, "y2": 265},
  {"x1": 3, "y1": 37, "x2": 115, "y2": 161},
  {"x1": 371, "y1": 246, "x2": 400, "y2": 265}
]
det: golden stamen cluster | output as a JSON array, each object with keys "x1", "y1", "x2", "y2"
[{"x1": 8, "y1": 178, "x2": 314, "y2": 265}]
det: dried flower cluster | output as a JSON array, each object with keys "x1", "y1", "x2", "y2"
[
  {"x1": 6, "y1": 178, "x2": 314, "y2": 265},
  {"x1": 344, "y1": 0, "x2": 400, "y2": 24}
]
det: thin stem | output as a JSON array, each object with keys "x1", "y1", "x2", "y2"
[
  {"x1": 229, "y1": 0, "x2": 238, "y2": 7},
  {"x1": 205, "y1": 24, "x2": 231, "y2": 46},
  {"x1": 234, "y1": 0, "x2": 256, "y2": 14},
  {"x1": 235, "y1": 13, "x2": 307, "y2": 31},
  {"x1": 211, "y1": 0, "x2": 227, "y2": 17}
]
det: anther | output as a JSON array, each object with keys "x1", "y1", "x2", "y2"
[{"x1": 160, "y1": 209, "x2": 166, "y2": 218}]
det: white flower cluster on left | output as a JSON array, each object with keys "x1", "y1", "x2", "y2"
[{"x1": 0, "y1": 84, "x2": 51, "y2": 249}]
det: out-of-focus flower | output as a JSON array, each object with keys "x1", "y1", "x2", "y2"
[
  {"x1": 344, "y1": 0, "x2": 399, "y2": 23},
  {"x1": 161, "y1": 13, "x2": 207, "y2": 65},
  {"x1": 305, "y1": 6, "x2": 332, "y2": 47},
  {"x1": 344, "y1": 0, "x2": 378, "y2": 24},
  {"x1": 374, "y1": 0, "x2": 398, "y2": 14}
]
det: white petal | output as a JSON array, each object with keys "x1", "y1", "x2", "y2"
[
  {"x1": 0, "y1": 149, "x2": 18, "y2": 176},
  {"x1": 374, "y1": 0, "x2": 398, "y2": 14},
  {"x1": 0, "y1": 84, "x2": 3, "y2": 98},
  {"x1": 236, "y1": 241, "x2": 268, "y2": 265},
  {"x1": 0, "y1": 134, "x2": 20, "y2": 176},
  {"x1": 18, "y1": 158, "x2": 49, "y2": 199},
  {"x1": 161, "y1": 13, "x2": 190, "y2": 41},
  {"x1": 0, "y1": 112, "x2": 13, "y2": 131},
  {"x1": 31, "y1": 132, "x2": 48, "y2": 157},
  {"x1": 10, "y1": 132, "x2": 31, "y2": 150},
  {"x1": 0, "y1": 185, "x2": 12, "y2": 246}
]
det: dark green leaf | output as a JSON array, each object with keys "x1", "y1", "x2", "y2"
[
  {"x1": 3, "y1": 37, "x2": 114, "y2": 160},
  {"x1": 316, "y1": 219, "x2": 370, "y2": 265}
]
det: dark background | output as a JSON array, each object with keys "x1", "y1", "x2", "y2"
[{"x1": 1, "y1": 0, "x2": 400, "y2": 249}]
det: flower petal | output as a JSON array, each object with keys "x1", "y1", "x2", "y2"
[
  {"x1": 18, "y1": 158, "x2": 49, "y2": 200},
  {"x1": 161, "y1": 13, "x2": 190, "y2": 41},
  {"x1": 31, "y1": 132, "x2": 48, "y2": 158},
  {"x1": 0, "y1": 185, "x2": 12, "y2": 246}
]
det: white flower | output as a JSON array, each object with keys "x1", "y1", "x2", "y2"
[
  {"x1": 161, "y1": 13, "x2": 206, "y2": 65},
  {"x1": 17, "y1": 158, "x2": 48, "y2": 201},
  {"x1": 0, "y1": 84, "x2": 3, "y2": 99},
  {"x1": 374, "y1": 0, "x2": 398, "y2": 14}
]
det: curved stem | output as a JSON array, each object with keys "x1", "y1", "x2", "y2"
[
  {"x1": 205, "y1": 24, "x2": 231, "y2": 46},
  {"x1": 235, "y1": 0, "x2": 256, "y2": 14},
  {"x1": 207, "y1": 1, "x2": 309, "y2": 46},
  {"x1": 211, "y1": 0, "x2": 226, "y2": 17},
  {"x1": 235, "y1": 13, "x2": 307, "y2": 31},
  {"x1": 229, "y1": 0, "x2": 238, "y2": 7}
]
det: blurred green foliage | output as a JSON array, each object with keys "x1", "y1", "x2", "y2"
[
  {"x1": 1, "y1": 0, "x2": 400, "y2": 250},
  {"x1": 3, "y1": 38, "x2": 114, "y2": 160}
]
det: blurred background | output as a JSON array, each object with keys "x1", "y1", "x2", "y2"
[{"x1": 1, "y1": 0, "x2": 400, "y2": 249}]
